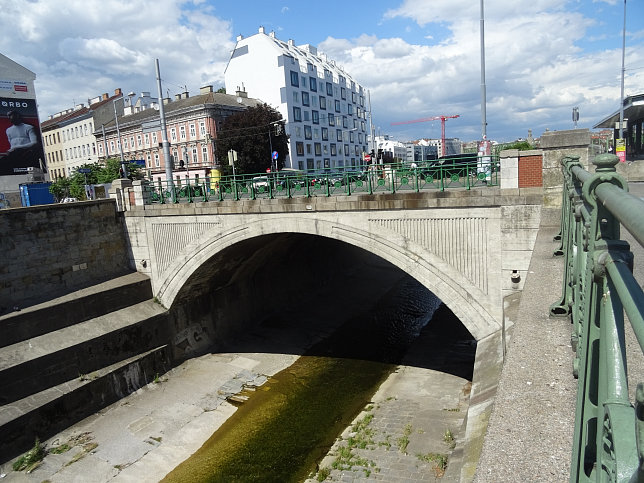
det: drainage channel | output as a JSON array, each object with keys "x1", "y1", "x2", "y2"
[{"x1": 162, "y1": 276, "x2": 469, "y2": 482}]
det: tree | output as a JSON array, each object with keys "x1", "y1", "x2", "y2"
[
  {"x1": 215, "y1": 86, "x2": 226, "y2": 94},
  {"x1": 48, "y1": 158, "x2": 143, "y2": 201},
  {"x1": 215, "y1": 103, "x2": 289, "y2": 175}
]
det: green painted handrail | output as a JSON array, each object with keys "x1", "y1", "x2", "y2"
[
  {"x1": 143, "y1": 157, "x2": 500, "y2": 204},
  {"x1": 550, "y1": 154, "x2": 644, "y2": 482}
]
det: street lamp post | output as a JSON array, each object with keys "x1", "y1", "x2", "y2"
[{"x1": 111, "y1": 94, "x2": 135, "y2": 178}]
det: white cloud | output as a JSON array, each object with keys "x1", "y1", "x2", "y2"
[{"x1": 0, "y1": 0, "x2": 233, "y2": 119}]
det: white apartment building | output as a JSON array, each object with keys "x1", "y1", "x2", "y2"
[{"x1": 225, "y1": 27, "x2": 370, "y2": 171}]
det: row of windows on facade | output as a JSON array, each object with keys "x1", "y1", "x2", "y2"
[
  {"x1": 291, "y1": 89, "x2": 365, "y2": 118},
  {"x1": 289, "y1": 70, "x2": 365, "y2": 107},
  {"x1": 293, "y1": 92, "x2": 367, "y2": 119},
  {"x1": 120, "y1": 145, "x2": 210, "y2": 170},
  {"x1": 44, "y1": 122, "x2": 94, "y2": 147},
  {"x1": 291, "y1": 108, "x2": 367, "y2": 132},
  {"x1": 46, "y1": 143, "x2": 98, "y2": 164},
  {"x1": 296, "y1": 158, "x2": 363, "y2": 171},
  {"x1": 291, "y1": 124, "x2": 366, "y2": 144},
  {"x1": 294, "y1": 141, "x2": 366, "y2": 158}
]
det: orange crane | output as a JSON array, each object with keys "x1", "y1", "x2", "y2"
[{"x1": 391, "y1": 115, "x2": 460, "y2": 156}]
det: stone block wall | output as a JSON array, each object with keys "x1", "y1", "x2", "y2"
[
  {"x1": 540, "y1": 129, "x2": 592, "y2": 208},
  {"x1": 0, "y1": 200, "x2": 131, "y2": 310}
]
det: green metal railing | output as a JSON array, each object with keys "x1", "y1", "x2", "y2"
[
  {"x1": 143, "y1": 157, "x2": 500, "y2": 204},
  {"x1": 550, "y1": 154, "x2": 644, "y2": 482}
]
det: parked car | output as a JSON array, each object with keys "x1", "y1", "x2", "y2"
[{"x1": 251, "y1": 176, "x2": 271, "y2": 191}]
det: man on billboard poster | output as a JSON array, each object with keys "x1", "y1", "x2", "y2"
[{"x1": 0, "y1": 98, "x2": 46, "y2": 176}]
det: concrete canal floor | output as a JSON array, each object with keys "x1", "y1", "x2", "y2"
[{"x1": 0, "y1": 298, "x2": 475, "y2": 482}]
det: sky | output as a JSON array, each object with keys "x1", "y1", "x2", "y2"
[{"x1": 1, "y1": 0, "x2": 643, "y2": 143}]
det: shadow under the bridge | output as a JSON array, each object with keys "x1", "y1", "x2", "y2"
[{"x1": 171, "y1": 233, "x2": 476, "y2": 380}]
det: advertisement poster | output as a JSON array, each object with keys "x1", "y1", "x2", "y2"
[
  {"x1": 0, "y1": 97, "x2": 46, "y2": 176},
  {"x1": 616, "y1": 138, "x2": 626, "y2": 163}
]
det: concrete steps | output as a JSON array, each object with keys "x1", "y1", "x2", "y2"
[{"x1": 0, "y1": 272, "x2": 174, "y2": 463}]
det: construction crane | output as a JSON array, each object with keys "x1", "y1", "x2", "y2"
[{"x1": 391, "y1": 115, "x2": 460, "y2": 157}]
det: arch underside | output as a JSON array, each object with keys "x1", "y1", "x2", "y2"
[{"x1": 152, "y1": 214, "x2": 502, "y2": 341}]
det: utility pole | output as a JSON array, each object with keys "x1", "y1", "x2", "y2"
[
  {"x1": 155, "y1": 59, "x2": 173, "y2": 192},
  {"x1": 480, "y1": 0, "x2": 487, "y2": 139},
  {"x1": 619, "y1": 0, "x2": 626, "y2": 141}
]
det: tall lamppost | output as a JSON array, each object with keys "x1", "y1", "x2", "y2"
[{"x1": 112, "y1": 92, "x2": 135, "y2": 178}]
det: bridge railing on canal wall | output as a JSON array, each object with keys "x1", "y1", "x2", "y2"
[
  {"x1": 142, "y1": 157, "x2": 500, "y2": 204},
  {"x1": 550, "y1": 153, "x2": 644, "y2": 482}
]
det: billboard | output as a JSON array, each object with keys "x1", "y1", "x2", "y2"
[{"x1": 0, "y1": 97, "x2": 46, "y2": 176}]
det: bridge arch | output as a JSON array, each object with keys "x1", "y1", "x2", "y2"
[{"x1": 153, "y1": 214, "x2": 501, "y2": 341}]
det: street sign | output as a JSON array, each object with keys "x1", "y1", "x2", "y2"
[
  {"x1": 364, "y1": 154, "x2": 372, "y2": 163},
  {"x1": 78, "y1": 168, "x2": 91, "y2": 174},
  {"x1": 133, "y1": 159, "x2": 146, "y2": 166},
  {"x1": 272, "y1": 151, "x2": 278, "y2": 160}
]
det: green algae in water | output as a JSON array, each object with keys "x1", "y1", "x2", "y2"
[{"x1": 162, "y1": 355, "x2": 394, "y2": 483}]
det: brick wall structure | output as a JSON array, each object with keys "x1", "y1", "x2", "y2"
[
  {"x1": 0, "y1": 199, "x2": 131, "y2": 311},
  {"x1": 518, "y1": 155, "x2": 543, "y2": 188}
]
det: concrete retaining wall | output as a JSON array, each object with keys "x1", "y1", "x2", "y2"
[{"x1": 0, "y1": 199, "x2": 131, "y2": 310}]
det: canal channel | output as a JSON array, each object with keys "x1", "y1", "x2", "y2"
[{"x1": 162, "y1": 275, "x2": 476, "y2": 482}]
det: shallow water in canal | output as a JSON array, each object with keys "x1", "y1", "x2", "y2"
[{"x1": 162, "y1": 277, "x2": 453, "y2": 483}]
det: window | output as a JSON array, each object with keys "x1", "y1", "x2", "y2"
[
  {"x1": 319, "y1": 96, "x2": 326, "y2": 110},
  {"x1": 190, "y1": 124, "x2": 196, "y2": 138},
  {"x1": 330, "y1": 143, "x2": 336, "y2": 156},
  {"x1": 341, "y1": 87, "x2": 346, "y2": 100},
  {"x1": 290, "y1": 70, "x2": 299, "y2": 87},
  {"x1": 335, "y1": 100, "x2": 341, "y2": 113},
  {"x1": 123, "y1": 137, "x2": 128, "y2": 149},
  {"x1": 202, "y1": 145, "x2": 208, "y2": 163},
  {"x1": 315, "y1": 142, "x2": 321, "y2": 156},
  {"x1": 296, "y1": 141, "x2": 304, "y2": 155},
  {"x1": 293, "y1": 91, "x2": 299, "y2": 103},
  {"x1": 144, "y1": 134, "x2": 150, "y2": 146},
  {"x1": 137, "y1": 134, "x2": 142, "y2": 147},
  {"x1": 110, "y1": 141, "x2": 115, "y2": 153},
  {"x1": 302, "y1": 91, "x2": 309, "y2": 106},
  {"x1": 154, "y1": 153, "x2": 160, "y2": 167},
  {"x1": 303, "y1": 111, "x2": 310, "y2": 122},
  {"x1": 322, "y1": 127, "x2": 328, "y2": 141},
  {"x1": 304, "y1": 125, "x2": 312, "y2": 140},
  {"x1": 326, "y1": 82, "x2": 333, "y2": 96},
  {"x1": 200, "y1": 121, "x2": 206, "y2": 136},
  {"x1": 152, "y1": 133, "x2": 158, "y2": 144},
  {"x1": 337, "y1": 129, "x2": 343, "y2": 142},
  {"x1": 192, "y1": 147, "x2": 198, "y2": 164},
  {"x1": 348, "y1": 104, "x2": 354, "y2": 115},
  {"x1": 323, "y1": 144, "x2": 329, "y2": 154},
  {"x1": 343, "y1": 117, "x2": 348, "y2": 128},
  {"x1": 306, "y1": 144, "x2": 312, "y2": 154},
  {"x1": 293, "y1": 106, "x2": 302, "y2": 122},
  {"x1": 328, "y1": 113, "x2": 335, "y2": 126},
  {"x1": 180, "y1": 126, "x2": 186, "y2": 140},
  {"x1": 84, "y1": 124, "x2": 88, "y2": 135},
  {"x1": 309, "y1": 77, "x2": 317, "y2": 92},
  {"x1": 350, "y1": 131, "x2": 355, "y2": 143},
  {"x1": 313, "y1": 128, "x2": 320, "y2": 139},
  {"x1": 352, "y1": 92, "x2": 357, "y2": 103},
  {"x1": 130, "y1": 136, "x2": 134, "y2": 149},
  {"x1": 312, "y1": 110, "x2": 319, "y2": 124},
  {"x1": 344, "y1": 144, "x2": 349, "y2": 156}
]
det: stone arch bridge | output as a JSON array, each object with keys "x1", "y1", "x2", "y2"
[{"x1": 124, "y1": 189, "x2": 542, "y2": 344}]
